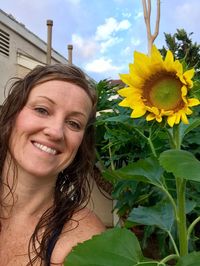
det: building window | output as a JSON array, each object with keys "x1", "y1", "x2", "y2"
[{"x1": 0, "y1": 29, "x2": 10, "y2": 57}]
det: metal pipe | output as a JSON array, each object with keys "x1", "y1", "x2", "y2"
[
  {"x1": 46, "y1": 19, "x2": 53, "y2": 65},
  {"x1": 67, "y1": 44, "x2": 73, "y2": 65}
]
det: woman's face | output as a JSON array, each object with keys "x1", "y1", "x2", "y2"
[{"x1": 8, "y1": 80, "x2": 92, "y2": 180}]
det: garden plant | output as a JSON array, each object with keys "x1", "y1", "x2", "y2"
[{"x1": 64, "y1": 34, "x2": 200, "y2": 265}]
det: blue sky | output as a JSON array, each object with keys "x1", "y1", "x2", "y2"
[{"x1": 1, "y1": 0, "x2": 200, "y2": 81}]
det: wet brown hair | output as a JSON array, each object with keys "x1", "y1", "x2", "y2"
[{"x1": 0, "y1": 64, "x2": 97, "y2": 265}]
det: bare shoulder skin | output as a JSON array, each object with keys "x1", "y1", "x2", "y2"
[{"x1": 51, "y1": 207, "x2": 106, "y2": 265}]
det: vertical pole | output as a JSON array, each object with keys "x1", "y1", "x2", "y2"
[
  {"x1": 68, "y1": 44, "x2": 73, "y2": 65},
  {"x1": 46, "y1": 19, "x2": 53, "y2": 65}
]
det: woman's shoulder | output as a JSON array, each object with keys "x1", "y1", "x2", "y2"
[
  {"x1": 72, "y1": 207, "x2": 106, "y2": 235},
  {"x1": 51, "y1": 207, "x2": 106, "y2": 264}
]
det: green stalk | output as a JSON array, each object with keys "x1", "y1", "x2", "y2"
[
  {"x1": 160, "y1": 185, "x2": 178, "y2": 222},
  {"x1": 187, "y1": 216, "x2": 200, "y2": 240},
  {"x1": 147, "y1": 137, "x2": 157, "y2": 158},
  {"x1": 108, "y1": 144, "x2": 115, "y2": 171},
  {"x1": 159, "y1": 254, "x2": 179, "y2": 265},
  {"x1": 172, "y1": 125, "x2": 188, "y2": 256},
  {"x1": 176, "y1": 177, "x2": 188, "y2": 256},
  {"x1": 173, "y1": 125, "x2": 181, "y2": 149},
  {"x1": 167, "y1": 231, "x2": 180, "y2": 256}
]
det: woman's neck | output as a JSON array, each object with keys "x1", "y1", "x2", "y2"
[{"x1": 1, "y1": 157, "x2": 56, "y2": 217}]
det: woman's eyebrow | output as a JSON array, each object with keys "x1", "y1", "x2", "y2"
[{"x1": 36, "y1": 95, "x2": 56, "y2": 105}]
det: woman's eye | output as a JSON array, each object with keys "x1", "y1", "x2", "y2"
[
  {"x1": 66, "y1": 120, "x2": 81, "y2": 130},
  {"x1": 35, "y1": 107, "x2": 49, "y2": 115}
]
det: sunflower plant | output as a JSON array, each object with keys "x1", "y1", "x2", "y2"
[{"x1": 65, "y1": 46, "x2": 200, "y2": 266}]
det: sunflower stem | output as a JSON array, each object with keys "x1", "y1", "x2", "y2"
[
  {"x1": 172, "y1": 125, "x2": 188, "y2": 256},
  {"x1": 173, "y1": 125, "x2": 181, "y2": 149},
  {"x1": 176, "y1": 177, "x2": 188, "y2": 256}
]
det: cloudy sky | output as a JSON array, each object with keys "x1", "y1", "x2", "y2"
[{"x1": 1, "y1": 0, "x2": 200, "y2": 81}]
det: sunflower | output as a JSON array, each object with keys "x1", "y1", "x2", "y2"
[{"x1": 118, "y1": 45, "x2": 200, "y2": 127}]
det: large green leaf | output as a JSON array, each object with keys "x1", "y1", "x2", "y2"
[
  {"x1": 175, "y1": 252, "x2": 200, "y2": 266},
  {"x1": 128, "y1": 202, "x2": 174, "y2": 232},
  {"x1": 115, "y1": 157, "x2": 164, "y2": 186},
  {"x1": 65, "y1": 228, "x2": 146, "y2": 266},
  {"x1": 159, "y1": 150, "x2": 200, "y2": 182}
]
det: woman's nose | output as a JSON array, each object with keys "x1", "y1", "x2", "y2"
[{"x1": 43, "y1": 120, "x2": 64, "y2": 140}]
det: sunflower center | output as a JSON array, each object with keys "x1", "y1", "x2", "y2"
[{"x1": 144, "y1": 75, "x2": 183, "y2": 110}]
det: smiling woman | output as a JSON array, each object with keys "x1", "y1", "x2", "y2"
[{"x1": 0, "y1": 64, "x2": 105, "y2": 266}]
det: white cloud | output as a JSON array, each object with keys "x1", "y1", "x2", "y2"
[
  {"x1": 95, "y1": 17, "x2": 131, "y2": 41},
  {"x1": 85, "y1": 58, "x2": 121, "y2": 73},
  {"x1": 122, "y1": 12, "x2": 132, "y2": 18},
  {"x1": 72, "y1": 34, "x2": 99, "y2": 59},
  {"x1": 121, "y1": 46, "x2": 131, "y2": 56},
  {"x1": 100, "y1": 36, "x2": 122, "y2": 53},
  {"x1": 131, "y1": 37, "x2": 141, "y2": 46},
  {"x1": 134, "y1": 11, "x2": 143, "y2": 20}
]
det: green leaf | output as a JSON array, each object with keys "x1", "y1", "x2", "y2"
[
  {"x1": 102, "y1": 168, "x2": 122, "y2": 183},
  {"x1": 179, "y1": 118, "x2": 200, "y2": 141},
  {"x1": 115, "y1": 157, "x2": 164, "y2": 186},
  {"x1": 175, "y1": 251, "x2": 200, "y2": 266},
  {"x1": 65, "y1": 228, "x2": 145, "y2": 266},
  {"x1": 159, "y1": 150, "x2": 200, "y2": 181},
  {"x1": 103, "y1": 115, "x2": 130, "y2": 123},
  {"x1": 128, "y1": 202, "x2": 174, "y2": 231}
]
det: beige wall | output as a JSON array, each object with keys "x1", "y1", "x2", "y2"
[
  {"x1": 89, "y1": 182, "x2": 113, "y2": 227},
  {"x1": 0, "y1": 10, "x2": 68, "y2": 103}
]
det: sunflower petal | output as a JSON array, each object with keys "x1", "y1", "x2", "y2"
[
  {"x1": 131, "y1": 106, "x2": 146, "y2": 118},
  {"x1": 188, "y1": 98, "x2": 200, "y2": 107},
  {"x1": 181, "y1": 112, "x2": 189, "y2": 124},
  {"x1": 167, "y1": 115, "x2": 177, "y2": 127},
  {"x1": 146, "y1": 113, "x2": 156, "y2": 121},
  {"x1": 164, "y1": 50, "x2": 174, "y2": 71}
]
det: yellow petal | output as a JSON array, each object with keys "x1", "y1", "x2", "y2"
[
  {"x1": 151, "y1": 45, "x2": 163, "y2": 64},
  {"x1": 118, "y1": 87, "x2": 133, "y2": 97},
  {"x1": 185, "y1": 107, "x2": 192, "y2": 115},
  {"x1": 129, "y1": 64, "x2": 144, "y2": 87},
  {"x1": 118, "y1": 98, "x2": 130, "y2": 107},
  {"x1": 188, "y1": 98, "x2": 200, "y2": 107},
  {"x1": 181, "y1": 112, "x2": 189, "y2": 124},
  {"x1": 164, "y1": 50, "x2": 174, "y2": 71},
  {"x1": 146, "y1": 106, "x2": 159, "y2": 115},
  {"x1": 175, "y1": 113, "x2": 181, "y2": 124},
  {"x1": 146, "y1": 113, "x2": 156, "y2": 121},
  {"x1": 155, "y1": 115, "x2": 162, "y2": 123},
  {"x1": 131, "y1": 106, "x2": 146, "y2": 118},
  {"x1": 174, "y1": 60, "x2": 183, "y2": 75},
  {"x1": 134, "y1": 51, "x2": 152, "y2": 79},
  {"x1": 181, "y1": 86, "x2": 187, "y2": 97},
  {"x1": 167, "y1": 114, "x2": 176, "y2": 127},
  {"x1": 119, "y1": 73, "x2": 134, "y2": 87},
  {"x1": 183, "y1": 68, "x2": 195, "y2": 84}
]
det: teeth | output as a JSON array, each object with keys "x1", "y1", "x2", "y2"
[{"x1": 33, "y1": 142, "x2": 57, "y2": 155}]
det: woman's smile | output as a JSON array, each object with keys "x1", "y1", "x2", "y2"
[{"x1": 32, "y1": 141, "x2": 58, "y2": 155}]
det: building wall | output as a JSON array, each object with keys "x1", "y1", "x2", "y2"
[{"x1": 0, "y1": 10, "x2": 68, "y2": 103}]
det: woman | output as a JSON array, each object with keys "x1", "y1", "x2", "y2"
[{"x1": 0, "y1": 64, "x2": 105, "y2": 265}]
